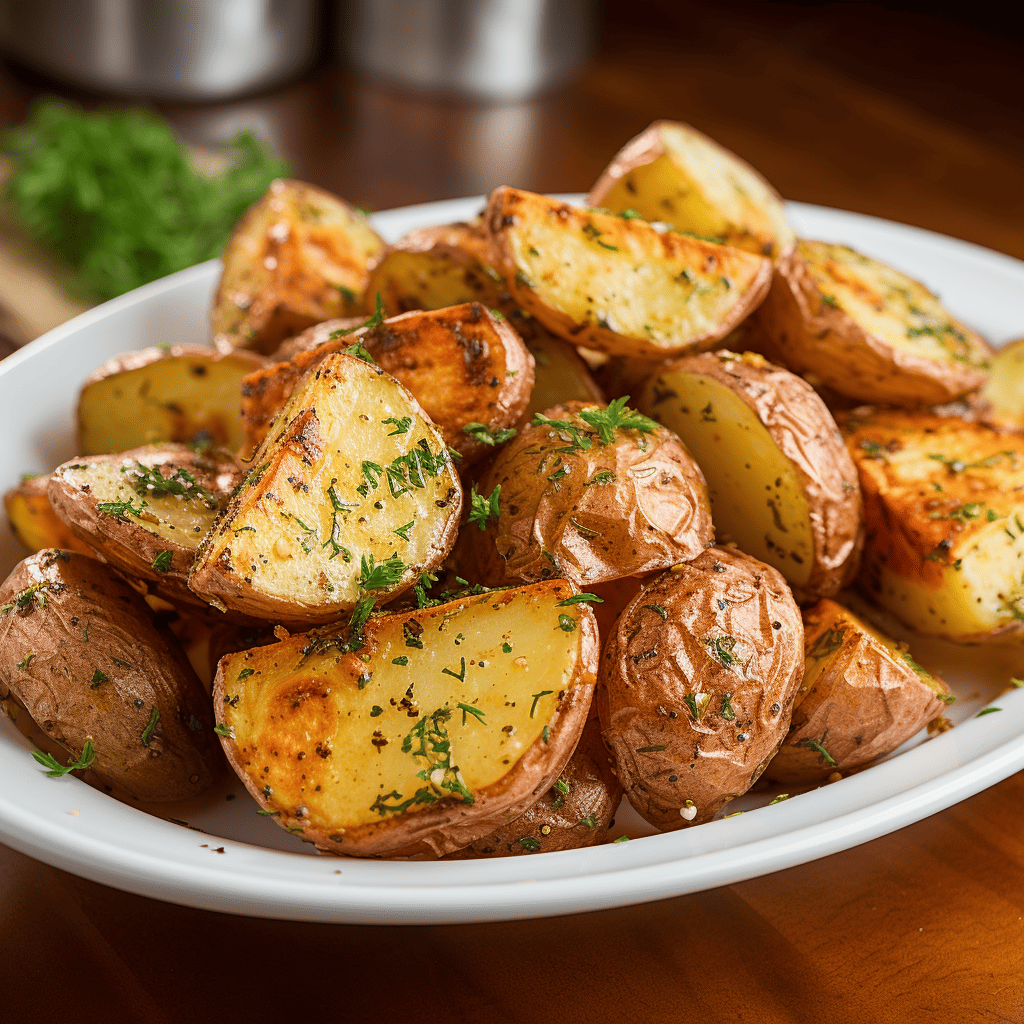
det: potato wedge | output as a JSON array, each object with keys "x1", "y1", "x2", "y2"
[
  {"x1": 48, "y1": 445, "x2": 241, "y2": 608},
  {"x1": 757, "y1": 241, "x2": 992, "y2": 406},
  {"x1": 484, "y1": 187, "x2": 773, "y2": 359},
  {"x1": 5, "y1": 474, "x2": 93, "y2": 555},
  {"x1": 267, "y1": 318, "x2": 366, "y2": 363},
  {"x1": 598, "y1": 547, "x2": 804, "y2": 829},
  {"x1": 471, "y1": 400, "x2": 714, "y2": 588},
  {"x1": 240, "y1": 303, "x2": 533, "y2": 464},
  {"x1": 981, "y1": 337, "x2": 1024, "y2": 429},
  {"x1": 445, "y1": 714, "x2": 621, "y2": 858},
  {"x1": 213, "y1": 579, "x2": 597, "y2": 858},
  {"x1": 0, "y1": 549, "x2": 222, "y2": 802},
  {"x1": 77, "y1": 345, "x2": 264, "y2": 457},
  {"x1": 637, "y1": 351, "x2": 863, "y2": 598},
  {"x1": 766, "y1": 599, "x2": 953, "y2": 784},
  {"x1": 586, "y1": 120, "x2": 796, "y2": 260},
  {"x1": 844, "y1": 408, "x2": 1024, "y2": 641},
  {"x1": 211, "y1": 179, "x2": 386, "y2": 354},
  {"x1": 367, "y1": 221, "x2": 509, "y2": 315},
  {"x1": 191, "y1": 352, "x2": 462, "y2": 624}
]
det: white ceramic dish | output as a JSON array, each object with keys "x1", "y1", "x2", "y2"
[{"x1": 1, "y1": 196, "x2": 1022, "y2": 925}]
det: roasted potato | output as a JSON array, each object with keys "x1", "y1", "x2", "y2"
[
  {"x1": 586, "y1": 119, "x2": 796, "y2": 260},
  {"x1": 5, "y1": 474, "x2": 94, "y2": 555},
  {"x1": 766, "y1": 598, "x2": 953, "y2": 784},
  {"x1": 844, "y1": 408, "x2": 1024, "y2": 641},
  {"x1": 240, "y1": 303, "x2": 533, "y2": 464},
  {"x1": 756, "y1": 241, "x2": 993, "y2": 406},
  {"x1": 190, "y1": 352, "x2": 463, "y2": 624},
  {"x1": 77, "y1": 345, "x2": 264, "y2": 456},
  {"x1": 267, "y1": 317, "x2": 366, "y2": 363},
  {"x1": 485, "y1": 187, "x2": 773, "y2": 359},
  {"x1": 470, "y1": 399, "x2": 714, "y2": 588},
  {"x1": 214, "y1": 579, "x2": 598, "y2": 858},
  {"x1": 637, "y1": 350, "x2": 863, "y2": 598},
  {"x1": 367, "y1": 221, "x2": 509, "y2": 315},
  {"x1": 211, "y1": 179, "x2": 386, "y2": 354},
  {"x1": 48, "y1": 445, "x2": 242, "y2": 608},
  {"x1": 446, "y1": 714, "x2": 621, "y2": 858},
  {"x1": 981, "y1": 336, "x2": 1024, "y2": 429},
  {"x1": 0, "y1": 549, "x2": 222, "y2": 802},
  {"x1": 598, "y1": 547, "x2": 804, "y2": 829}
]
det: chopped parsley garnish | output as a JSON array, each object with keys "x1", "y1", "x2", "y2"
[
  {"x1": 928, "y1": 450, "x2": 1019, "y2": 474},
  {"x1": 343, "y1": 341, "x2": 375, "y2": 364},
  {"x1": 577, "y1": 814, "x2": 597, "y2": 828},
  {"x1": 392, "y1": 656, "x2": 409, "y2": 666},
  {"x1": 557, "y1": 614, "x2": 577, "y2": 632},
  {"x1": 586, "y1": 470, "x2": 616, "y2": 486},
  {"x1": 720, "y1": 692, "x2": 736, "y2": 721},
  {"x1": 122, "y1": 461, "x2": 217, "y2": 508},
  {"x1": 808, "y1": 627, "x2": 846, "y2": 660},
  {"x1": 382, "y1": 416, "x2": 412, "y2": 436},
  {"x1": 532, "y1": 412, "x2": 593, "y2": 454},
  {"x1": 441, "y1": 657, "x2": 467, "y2": 683},
  {"x1": 636, "y1": 745, "x2": 666, "y2": 753},
  {"x1": 769, "y1": 793, "x2": 791, "y2": 805},
  {"x1": 578, "y1": 397, "x2": 657, "y2": 445},
  {"x1": 556, "y1": 593, "x2": 603, "y2": 607},
  {"x1": 458, "y1": 702, "x2": 485, "y2": 725},
  {"x1": 32, "y1": 739, "x2": 96, "y2": 778},
  {"x1": 96, "y1": 497, "x2": 146, "y2": 521},
  {"x1": 705, "y1": 634, "x2": 740, "y2": 668},
  {"x1": 358, "y1": 552, "x2": 405, "y2": 591},
  {"x1": 858, "y1": 439, "x2": 891, "y2": 461},
  {"x1": 530, "y1": 690, "x2": 554, "y2": 718},
  {"x1": 978, "y1": 707, "x2": 1002, "y2": 716},
  {"x1": 402, "y1": 707, "x2": 474, "y2": 804},
  {"x1": 140, "y1": 707, "x2": 160, "y2": 747},
  {"x1": 643, "y1": 604, "x2": 667, "y2": 620},
  {"x1": 89, "y1": 668, "x2": 108, "y2": 688},
  {"x1": 370, "y1": 787, "x2": 439, "y2": 816},
  {"x1": 151, "y1": 550, "x2": 173, "y2": 573},
  {"x1": 393, "y1": 521, "x2": 415, "y2": 541},
  {"x1": 821, "y1": 293, "x2": 840, "y2": 309},
  {"x1": 929, "y1": 502, "x2": 983, "y2": 522},
  {"x1": 17, "y1": 652, "x2": 34, "y2": 670},
  {"x1": 213, "y1": 723, "x2": 232, "y2": 737},
  {"x1": 798, "y1": 737, "x2": 837, "y2": 766},
  {"x1": 518, "y1": 836, "x2": 541, "y2": 851},
  {"x1": 330, "y1": 293, "x2": 385, "y2": 341},
  {"x1": 468, "y1": 483, "x2": 501, "y2": 531},
  {"x1": 462, "y1": 422, "x2": 517, "y2": 447},
  {"x1": 618, "y1": 208, "x2": 643, "y2": 219}
]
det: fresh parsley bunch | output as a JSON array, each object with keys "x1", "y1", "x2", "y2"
[{"x1": 3, "y1": 99, "x2": 290, "y2": 300}]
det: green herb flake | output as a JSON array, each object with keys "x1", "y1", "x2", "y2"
[
  {"x1": 557, "y1": 614, "x2": 577, "y2": 632},
  {"x1": 978, "y1": 707, "x2": 1002, "y2": 716},
  {"x1": 392, "y1": 656, "x2": 409, "y2": 666},
  {"x1": 643, "y1": 604, "x2": 667, "y2": 620},
  {"x1": 502, "y1": 642, "x2": 512, "y2": 653},
  {"x1": 530, "y1": 690, "x2": 554, "y2": 718},
  {"x1": 769, "y1": 793, "x2": 791, "y2": 805},
  {"x1": 213, "y1": 723, "x2": 232, "y2": 737},
  {"x1": 798, "y1": 737, "x2": 837, "y2": 766},
  {"x1": 151, "y1": 550, "x2": 173, "y2": 573},
  {"x1": 96, "y1": 497, "x2": 147, "y2": 521},
  {"x1": 518, "y1": 836, "x2": 541, "y2": 851},
  {"x1": 370, "y1": 705, "x2": 384, "y2": 718},
  {"x1": 393, "y1": 521, "x2": 415, "y2": 541},
  {"x1": 635, "y1": 745, "x2": 666, "y2": 753},
  {"x1": 140, "y1": 707, "x2": 160, "y2": 747},
  {"x1": 458, "y1": 702, "x2": 485, "y2": 725},
  {"x1": 441, "y1": 657, "x2": 467, "y2": 683},
  {"x1": 17, "y1": 652, "x2": 35, "y2": 670},
  {"x1": 32, "y1": 739, "x2": 96, "y2": 778},
  {"x1": 720, "y1": 692, "x2": 736, "y2": 722},
  {"x1": 577, "y1": 814, "x2": 597, "y2": 828},
  {"x1": 579, "y1": 396, "x2": 657, "y2": 445},
  {"x1": 468, "y1": 483, "x2": 501, "y2": 531},
  {"x1": 613, "y1": 835, "x2": 631, "y2": 843},
  {"x1": 556, "y1": 593, "x2": 603, "y2": 607},
  {"x1": 462, "y1": 422, "x2": 516, "y2": 447},
  {"x1": 89, "y1": 668, "x2": 108, "y2": 688},
  {"x1": 358, "y1": 552, "x2": 406, "y2": 591},
  {"x1": 382, "y1": 416, "x2": 412, "y2": 436}
]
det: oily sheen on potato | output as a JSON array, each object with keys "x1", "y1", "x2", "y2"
[
  {"x1": 48, "y1": 445, "x2": 241, "y2": 608},
  {"x1": 598, "y1": 547, "x2": 804, "y2": 829},
  {"x1": 211, "y1": 179, "x2": 386, "y2": 354},
  {"x1": 213, "y1": 580, "x2": 598, "y2": 858},
  {"x1": 77, "y1": 345, "x2": 264, "y2": 456},
  {"x1": 843, "y1": 409, "x2": 1024, "y2": 641},
  {"x1": 472, "y1": 399, "x2": 714, "y2": 588},
  {"x1": 766, "y1": 599, "x2": 953, "y2": 784},
  {"x1": 240, "y1": 303, "x2": 534, "y2": 463},
  {"x1": 757, "y1": 240, "x2": 992, "y2": 406},
  {"x1": 485, "y1": 187, "x2": 773, "y2": 359},
  {"x1": 190, "y1": 352, "x2": 462, "y2": 624},
  {"x1": 0, "y1": 549, "x2": 222, "y2": 802},
  {"x1": 637, "y1": 350, "x2": 863, "y2": 598},
  {"x1": 586, "y1": 119, "x2": 796, "y2": 260}
]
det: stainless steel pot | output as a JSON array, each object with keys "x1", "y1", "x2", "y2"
[{"x1": 0, "y1": 0, "x2": 318, "y2": 101}]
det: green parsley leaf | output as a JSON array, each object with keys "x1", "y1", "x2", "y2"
[
  {"x1": 151, "y1": 550, "x2": 173, "y2": 573},
  {"x1": 530, "y1": 690, "x2": 554, "y2": 718},
  {"x1": 462, "y1": 422, "x2": 517, "y2": 447},
  {"x1": 213, "y1": 723, "x2": 232, "y2": 737},
  {"x1": 468, "y1": 483, "x2": 501, "y2": 531},
  {"x1": 578, "y1": 397, "x2": 657, "y2": 445},
  {"x1": 358, "y1": 552, "x2": 406, "y2": 591},
  {"x1": 978, "y1": 707, "x2": 1002, "y2": 716},
  {"x1": 556, "y1": 593, "x2": 603, "y2": 606},
  {"x1": 32, "y1": 739, "x2": 96, "y2": 778}
]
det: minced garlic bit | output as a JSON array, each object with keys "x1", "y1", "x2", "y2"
[{"x1": 679, "y1": 800, "x2": 697, "y2": 821}]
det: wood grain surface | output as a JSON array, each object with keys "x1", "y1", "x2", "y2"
[{"x1": 1, "y1": 4, "x2": 1023, "y2": 1021}]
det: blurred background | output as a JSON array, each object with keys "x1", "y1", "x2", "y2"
[{"x1": 0, "y1": 0, "x2": 1021, "y2": 347}]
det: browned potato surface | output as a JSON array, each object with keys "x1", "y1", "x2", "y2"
[
  {"x1": 5, "y1": 474, "x2": 94, "y2": 555},
  {"x1": 485, "y1": 187, "x2": 773, "y2": 359},
  {"x1": 982, "y1": 337, "x2": 1024, "y2": 429},
  {"x1": 77, "y1": 345, "x2": 264, "y2": 457},
  {"x1": 214, "y1": 580, "x2": 598, "y2": 858},
  {"x1": 638, "y1": 351, "x2": 863, "y2": 598},
  {"x1": 598, "y1": 547, "x2": 804, "y2": 829},
  {"x1": 471, "y1": 400, "x2": 714, "y2": 588},
  {"x1": 240, "y1": 303, "x2": 534, "y2": 464},
  {"x1": 0, "y1": 550, "x2": 222, "y2": 801},
  {"x1": 843, "y1": 408, "x2": 1024, "y2": 641},
  {"x1": 757, "y1": 241, "x2": 992, "y2": 406},
  {"x1": 191, "y1": 351, "x2": 462, "y2": 625},
  {"x1": 48, "y1": 445, "x2": 241, "y2": 608},
  {"x1": 587, "y1": 120, "x2": 796, "y2": 259},
  {"x1": 446, "y1": 714, "x2": 621, "y2": 858},
  {"x1": 211, "y1": 179, "x2": 385, "y2": 354},
  {"x1": 766, "y1": 599, "x2": 953, "y2": 784}
]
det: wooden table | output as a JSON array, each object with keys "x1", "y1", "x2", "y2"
[{"x1": 2, "y1": 5, "x2": 1023, "y2": 1020}]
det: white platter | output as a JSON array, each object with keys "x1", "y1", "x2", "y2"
[{"x1": 1, "y1": 196, "x2": 1023, "y2": 924}]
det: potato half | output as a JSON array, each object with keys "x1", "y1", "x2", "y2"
[
  {"x1": 48, "y1": 445, "x2": 241, "y2": 608},
  {"x1": 211, "y1": 179, "x2": 386, "y2": 354},
  {"x1": 472, "y1": 400, "x2": 714, "y2": 588},
  {"x1": 982, "y1": 337, "x2": 1024, "y2": 429},
  {"x1": 844, "y1": 408, "x2": 1024, "y2": 641},
  {"x1": 0, "y1": 550, "x2": 222, "y2": 802},
  {"x1": 77, "y1": 345, "x2": 264, "y2": 456},
  {"x1": 586, "y1": 119, "x2": 796, "y2": 260},
  {"x1": 5, "y1": 474, "x2": 93, "y2": 555},
  {"x1": 213, "y1": 579, "x2": 598, "y2": 858},
  {"x1": 598, "y1": 547, "x2": 804, "y2": 829},
  {"x1": 757, "y1": 241, "x2": 992, "y2": 406},
  {"x1": 240, "y1": 303, "x2": 533, "y2": 464},
  {"x1": 445, "y1": 714, "x2": 622, "y2": 858},
  {"x1": 484, "y1": 187, "x2": 772, "y2": 359},
  {"x1": 766, "y1": 599, "x2": 953, "y2": 784},
  {"x1": 366, "y1": 221, "x2": 509, "y2": 315},
  {"x1": 638, "y1": 351, "x2": 863, "y2": 598},
  {"x1": 190, "y1": 352, "x2": 462, "y2": 624}
]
